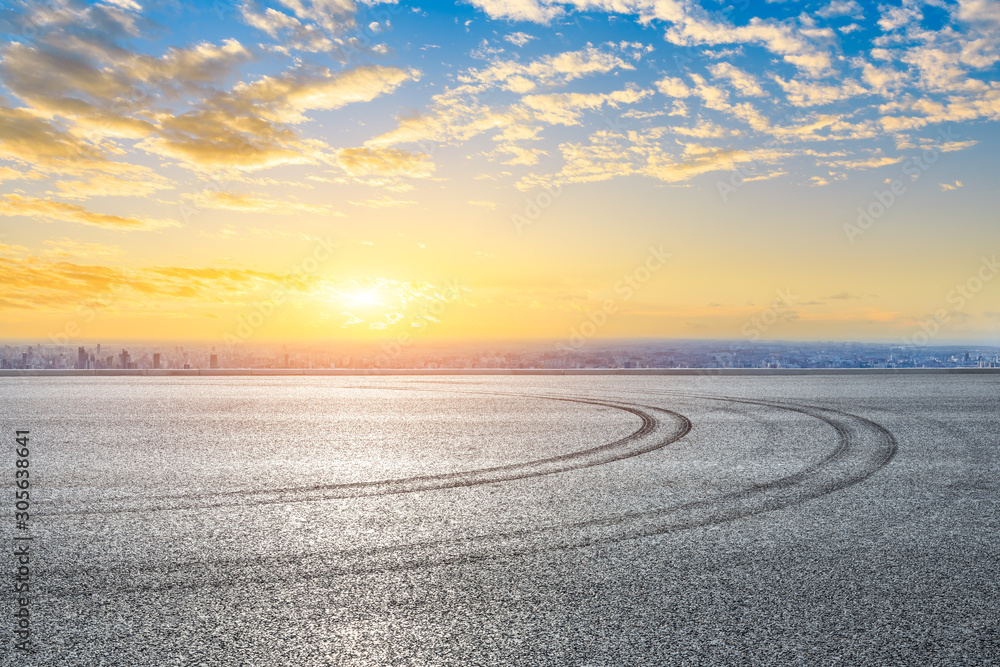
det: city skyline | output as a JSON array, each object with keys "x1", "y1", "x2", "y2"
[
  {"x1": 1, "y1": 1, "x2": 999, "y2": 343},
  {"x1": 5, "y1": 339, "x2": 1000, "y2": 371}
]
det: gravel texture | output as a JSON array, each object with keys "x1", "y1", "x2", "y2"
[{"x1": 1, "y1": 375, "x2": 997, "y2": 665}]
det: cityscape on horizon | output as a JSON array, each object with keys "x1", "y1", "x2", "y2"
[{"x1": 4, "y1": 340, "x2": 999, "y2": 371}]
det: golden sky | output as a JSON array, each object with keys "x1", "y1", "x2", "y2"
[{"x1": 1, "y1": 0, "x2": 999, "y2": 345}]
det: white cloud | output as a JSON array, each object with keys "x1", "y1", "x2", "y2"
[
  {"x1": 816, "y1": 0, "x2": 864, "y2": 19},
  {"x1": 505, "y1": 31, "x2": 536, "y2": 46},
  {"x1": 773, "y1": 76, "x2": 868, "y2": 106},
  {"x1": 522, "y1": 88, "x2": 653, "y2": 125},
  {"x1": 469, "y1": 0, "x2": 564, "y2": 23},
  {"x1": 708, "y1": 62, "x2": 766, "y2": 97}
]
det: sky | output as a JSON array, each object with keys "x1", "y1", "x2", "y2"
[{"x1": 0, "y1": 0, "x2": 999, "y2": 346}]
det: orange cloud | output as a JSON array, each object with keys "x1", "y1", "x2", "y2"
[
  {"x1": 336, "y1": 147, "x2": 435, "y2": 177},
  {"x1": 0, "y1": 195, "x2": 179, "y2": 231}
]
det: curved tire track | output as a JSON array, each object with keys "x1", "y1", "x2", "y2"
[
  {"x1": 307, "y1": 395, "x2": 897, "y2": 574},
  {"x1": 41, "y1": 394, "x2": 691, "y2": 516},
  {"x1": 39, "y1": 392, "x2": 897, "y2": 598}
]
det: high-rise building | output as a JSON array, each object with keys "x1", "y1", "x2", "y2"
[
  {"x1": 77, "y1": 347, "x2": 86, "y2": 369},
  {"x1": 118, "y1": 349, "x2": 130, "y2": 369},
  {"x1": 209, "y1": 353, "x2": 219, "y2": 369},
  {"x1": 152, "y1": 353, "x2": 161, "y2": 369}
]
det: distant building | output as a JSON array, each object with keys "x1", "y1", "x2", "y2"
[
  {"x1": 77, "y1": 347, "x2": 86, "y2": 370},
  {"x1": 153, "y1": 353, "x2": 161, "y2": 369},
  {"x1": 209, "y1": 354, "x2": 219, "y2": 369}
]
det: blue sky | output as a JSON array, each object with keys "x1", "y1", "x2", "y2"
[{"x1": 0, "y1": 0, "x2": 998, "y2": 343}]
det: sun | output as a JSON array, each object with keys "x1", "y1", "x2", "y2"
[{"x1": 343, "y1": 288, "x2": 383, "y2": 309}]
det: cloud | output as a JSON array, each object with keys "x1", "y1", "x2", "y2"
[
  {"x1": 468, "y1": 0, "x2": 564, "y2": 23},
  {"x1": 0, "y1": 194, "x2": 179, "y2": 231},
  {"x1": 0, "y1": 253, "x2": 326, "y2": 312},
  {"x1": 505, "y1": 32, "x2": 536, "y2": 46},
  {"x1": 457, "y1": 46, "x2": 632, "y2": 93},
  {"x1": 656, "y1": 73, "x2": 730, "y2": 112},
  {"x1": 40, "y1": 238, "x2": 124, "y2": 259},
  {"x1": 0, "y1": 105, "x2": 118, "y2": 174},
  {"x1": 0, "y1": 166, "x2": 44, "y2": 183},
  {"x1": 367, "y1": 47, "x2": 632, "y2": 151},
  {"x1": 515, "y1": 128, "x2": 798, "y2": 189},
  {"x1": 0, "y1": 243, "x2": 29, "y2": 257},
  {"x1": 655, "y1": 76, "x2": 693, "y2": 99},
  {"x1": 521, "y1": 87, "x2": 653, "y2": 125},
  {"x1": 2, "y1": 0, "x2": 998, "y2": 240},
  {"x1": 348, "y1": 197, "x2": 417, "y2": 208},
  {"x1": 708, "y1": 62, "x2": 766, "y2": 97},
  {"x1": 54, "y1": 171, "x2": 175, "y2": 200},
  {"x1": 773, "y1": 76, "x2": 868, "y2": 106},
  {"x1": 140, "y1": 64, "x2": 418, "y2": 171},
  {"x1": 861, "y1": 63, "x2": 910, "y2": 94},
  {"x1": 493, "y1": 144, "x2": 548, "y2": 165},
  {"x1": 241, "y1": 3, "x2": 337, "y2": 52},
  {"x1": 227, "y1": 64, "x2": 419, "y2": 123},
  {"x1": 660, "y1": 12, "x2": 835, "y2": 78},
  {"x1": 0, "y1": 8, "x2": 416, "y2": 176},
  {"x1": 816, "y1": 1, "x2": 864, "y2": 19},
  {"x1": 0, "y1": 38, "x2": 253, "y2": 139},
  {"x1": 670, "y1": 119, "x2": 742, "y2": 138},
  {"x1": 878, "y1": 88, "x2": 1000, "y2": 131},
  {"x1": 878, "y1": 2, "x2": 922, "y2": 31},
  {"x1": 820, "y1": 155, "x2": 902, "y2": 169},
  {"x1": 957, "y1": 0, "x2": 1000, "y2": 25},
  {"x1": 239, "y1": 0, "x2": 392, "y2": 55},
  {"x1": 336, "y1": 147, "x2": 435, "y2": 177},
  {"x1": 183, "y1": 191, "x2": 342, "y2": 215},
  {"x1": 940, "y1": 180, "x2": 964, "y2": 191},
  {"x1": 468, "y1": 200, "x2": 497, "y2": 209},
  {"x1": 465, "y1": 1, "x2": 836, "y2": 76},
  {"x1": 940, "y1": 140, "x2": 979, "y2": 151}
]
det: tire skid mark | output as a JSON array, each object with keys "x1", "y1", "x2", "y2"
[
  {"x1": 307, "y1": 396, "x2": 896, "y2": 573},
  {"x1": 39, "y1": 394, "x2": 691, "y2": 516},
  {"x1": 38, "y1": 393, "x2": 897, "y2": 599}
]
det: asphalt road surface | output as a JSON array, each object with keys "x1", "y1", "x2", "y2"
[{"x1": 2, "y1": 375, "x2": 997, "y2": 665}]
